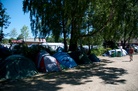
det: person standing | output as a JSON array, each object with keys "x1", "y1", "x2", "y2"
[
  {"x1": 129, "y1": 46, "x2": 134, "y2": 61},
  {"x1": 119, "y1": 45, "x2": 123, "y2": 56}
]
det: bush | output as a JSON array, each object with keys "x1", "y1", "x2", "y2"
[
  {"x1": 91, "y1": 46, "x2": 106, "y2": 56},
  {"x1": 105, "y1": 48, "x2": 112, "y2": 52},
  {"x1": 90, "y1": 46, "x2": 112, "y2": 56}
]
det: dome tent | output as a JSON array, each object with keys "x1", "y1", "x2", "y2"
[
  {"x1": 53, "y1": 52, "x2": 77, "y2": 69},
  {"x1": 0, "y1": 55, "x2": 38, "y2": 79},
  {"x1": 88, "y1": 54, "x2": 101, "y2": 62},
  {"x1": 56, "y1": 47, "x2": 64, "y2": 52},
  {"x1": 103, "y1": 49, "x2": 128, "y2": 57},
  {"x1": 36, "y1": 50, "x2": 61, "y2": 72},
  {"x1": 69, "y1": 51, "x2": 92, "y2": 65}
]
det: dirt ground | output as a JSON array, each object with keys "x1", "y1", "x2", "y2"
[{"x1": 0, "y1": 54, "x2": 138, "y2": 91}]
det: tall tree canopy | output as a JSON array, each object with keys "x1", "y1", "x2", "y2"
[
  {"x1": 0, "y1": 2, "x2": 10, "y2": 41},
  {"x1": 23, "y1": 0, "x2": 138, "y2": 51},
  {"x1": 23, "y1": 0, "x2": 93, "y2": 51},
  {"x1": 101, "y1": 0, "x2": 138, "y2": 48}
]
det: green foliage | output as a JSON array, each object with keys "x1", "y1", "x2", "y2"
[
  {"x1": 9, "y1": 28, "x2": 18, "y2": 39},
  {"x1": 23, "y1": 0, "x2": 138, "y2": 51},
  {"x1": 105, "y1": 48, "x2": 112, "y2": 52},
  {"x1": 0, "y1": 2, "x2": 10, "y2": 42},
  {"x1": 91, "y1": 46, "x2": 112, "y2": 56},
  {"x1": 0, "y1": 2, "x2": 10, "y2": 29},
  {"x1": 1, "y1": 38, "x2": 9, "y2": 44},
  {"x1": 20, "y1": 25, "x2": 29, "y2": 41},
  {"x1": 91, "y1": 46, "x2": 105, "y2": 56},
  {"x1": 102, "y1": 0, "x2": 138, "y2": 46},
  {"x1": 23, "y1": 0, "x2": 92, "y2": 51},
  {"x1": 17, "y1": 34, "x2": 24, "y2": 40}
]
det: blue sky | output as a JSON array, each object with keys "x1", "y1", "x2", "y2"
[{"x1": 1, "y1": 0, "x2": 33, "y2": 38}]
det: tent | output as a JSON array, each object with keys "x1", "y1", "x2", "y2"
[
  {"x1": 56, "y1": 47, "x2": 64, "y2": 52},
  {"x1": 53, "y1": 52, "x2": 77, "y2": 69},
  {"x1": 88, "y1": 54, "x2": 101, "y2": 62},
  {"x1": 110, "y1": 49, "x2": 127, "y2": 57},
  {"x1": 69, "y1": 51, "x2": 92, "y2": 65},
  {"x1": 103, "y1": 49, "x2": 128, "y2": 57},
  {"x1": 36, "y1": 50, "x2": 61, "y2": 72},
  {"x1": 0, "y1": 45, "x2": 11, "y2": 60},
  {"x1": 0, "y1": 55, "x2": 38, "y2": 79}
]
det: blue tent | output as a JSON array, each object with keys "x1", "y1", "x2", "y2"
[
  {"x1": 53, "y1": 52, "x2": 77, "y2": 69},
  {"x1": 88, "y1": 54, "x2": 101, "y2": 62}
]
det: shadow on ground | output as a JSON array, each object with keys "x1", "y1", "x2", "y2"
[{"x1": 0, "y1": 59, "x2": 128, "y2": 91}]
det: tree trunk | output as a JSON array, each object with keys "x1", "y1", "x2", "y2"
[
  {"x1": 69, "y1": 19, "x2": 79, "y2": 51},
  {"x1": 69, "y1": 36, "x2": 78, "y2": 51},
  {"x1": 62, "y1": 20, "x2": 68, "y2": 52},
  {"x1": 121, "y1": 40, "x2": 127, "y2": 49}
]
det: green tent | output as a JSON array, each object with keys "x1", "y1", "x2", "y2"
[{"x1": 0, "y1": 55, "x2": 38, "y2": 79}]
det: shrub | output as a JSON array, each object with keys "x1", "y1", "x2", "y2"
[{"x1": 91, "y1": 46, "x2": 105, "y2": 56}]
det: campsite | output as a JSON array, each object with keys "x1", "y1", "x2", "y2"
[
  {"x1": 0, "y1": 43, "x2": 138, "y2": 91},
  {"x1": 0, "y1": 43, "x2": 102, "y2": 79},
  {"x1": 0, "y1": 0, "x2": 138, "y2": 91},
  {"x1": 0, "y1": 51, "x2": 138, "y2": 91}
]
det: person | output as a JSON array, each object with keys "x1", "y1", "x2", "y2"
[
  {"x1": 129, "y1": 46, "x2": 134, "y2": 61},
  {"x1": 119, "y1": 45, "x2": 123, "y2": 56}
]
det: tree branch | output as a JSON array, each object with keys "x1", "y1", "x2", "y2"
[{"x1": 80, "y1": 0, "x2": 115, "y2": 38}]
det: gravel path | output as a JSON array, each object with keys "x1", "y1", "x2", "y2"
[{"x1": 0, "y1": 54, "x2": 138, "y2": 91}]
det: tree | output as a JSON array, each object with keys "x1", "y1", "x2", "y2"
[
  {"x1": 9, "y1": 28, "x2": 18, "y2": 39},
  {"x1": 17, "y1": 34, "x2": 24, "y2": 40},
  {"x1": 0, "y1": 2, "x2": 10, "y2": 41},
  {"x1": 64, "y1": 0, "x2": 92, "y2": 51},
  {"x1": 100, "y1": 0, "x2": 138, "y2": 48},
  {"x1": 23, "y1": 0, "x2": 137, "y2": 51},
  {"x1": 1, "y1": 38, "x2": 9, "y2": 44},
  {"x1": 118, "y1": 0, "x2": 138, "y2": 47},
  {"x1": 23, "y1": 0, "x2": 93, "y2": 51},
  {"x1": 20, "y1": 25, "x2": 29, "y2": 41},
  {"x1": 82, "y1": 0, "x2": 138, "y2": 49}
]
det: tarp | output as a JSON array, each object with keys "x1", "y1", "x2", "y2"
[
  {"x1": 69, "y1": 51, "x2": 92, "y2": 65},
  {"x1": 88, "y1": 54, "x2": 101, "y2": 62},
  {"x1": 53, "y1": 52, "x2": 77, "y2": 69},
  {"x1": 37, "y1": 50, "x2": 61, "y2": 72},
  {"x1": 0, "y1": 55, "x2": 38, "y2": 79}
]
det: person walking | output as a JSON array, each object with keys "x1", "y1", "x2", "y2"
[{"x1": 129, "y1": 46, "x2": 134, "y2": 61}]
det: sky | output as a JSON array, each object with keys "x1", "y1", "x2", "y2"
[{"x1": 1, "y1": 0, "x2": 33, "y2": 38}]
